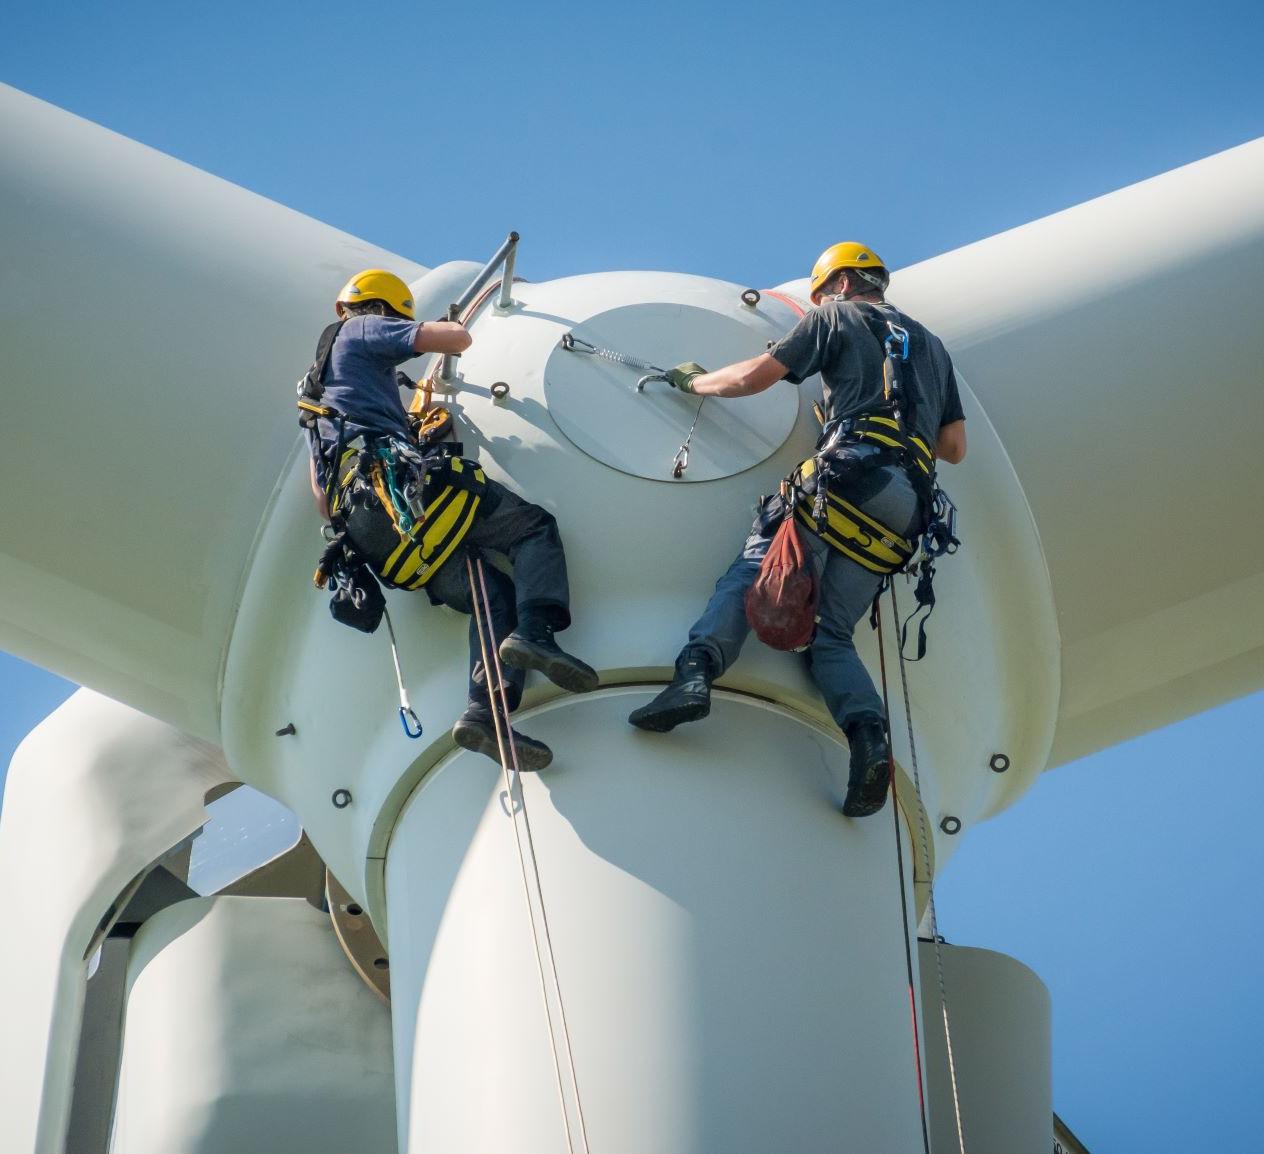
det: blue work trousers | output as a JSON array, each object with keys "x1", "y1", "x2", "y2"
[{"x1": 687, "y1": 460, "x2": 922, "y2": 731}]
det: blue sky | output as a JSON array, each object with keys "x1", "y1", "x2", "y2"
[{"x1": 3, "y1": 2, "x2": 1263, "y2": 1149}]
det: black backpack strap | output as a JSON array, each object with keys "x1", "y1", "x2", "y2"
[
  {"x1": 297, "y1": 319, "x2": 349, "y2": 502},
  {"x1": 308, "y1": 320, "x2": 346, "y2": 397},
  {"x1": 851, "y1": 303, "x2": 922, "y2": 434}
]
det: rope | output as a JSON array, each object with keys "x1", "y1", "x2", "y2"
[
  {"x1": 672, "y1": 397, "x2": 707, "y2": 478},
  {"x1": 873, "y1": 591, "x2": 934, "y2": 1154},
  {"x1": 466, "y1": 556, "x2": 592, "y2": 1154},
  {"x1": 889, "y1": 579, "x2": 967, "y2": 1154}
]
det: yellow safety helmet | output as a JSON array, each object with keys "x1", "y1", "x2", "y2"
[
  {"x1": 809, "y1": 242, "x2": 886, "y2": 301},
  {"x1": 335, "y1": 269, "x2": 416, "y2": 320}
]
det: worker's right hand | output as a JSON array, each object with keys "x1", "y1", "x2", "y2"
[{"x1": 666, "y1": 362, "x2": 707, "y2": 393}]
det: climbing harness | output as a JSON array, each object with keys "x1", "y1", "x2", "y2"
[
  {"x1": 791, "y1": 307, "x2": 959, "y2": 656},
  {"x1": 795, "y1": 455, "x2": 918, "y2": 575},
  {"x1": 560, "y1": 330, "x2": 703, "y2": 478},
  {"x1": 313, "y1": 428, "x2": 487, "y2": 592},
  {"x1": 560, "y1": 332, "x2": 671, "y2": 391},
  {"x1": 873, "y1": 584, "x2": 967, "y2": 1154},
  {"x1": 382, "y1": 607, "x2": 423, "y2": 738},
  {"x1": 466, "y1": 557, "x2": 592, "y2": 1154}
]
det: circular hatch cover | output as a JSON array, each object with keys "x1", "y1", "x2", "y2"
[{"x1": 544, "y1": 302, "x2": 799, "y2": 482}]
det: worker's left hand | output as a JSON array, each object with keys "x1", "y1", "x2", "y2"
[{"x1": 666, "y1": 362, "x2": 707, "y2": 393}]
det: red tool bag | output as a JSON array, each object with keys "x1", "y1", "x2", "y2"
[{"x1": 745, "y1": 496, "x2": 818, "y2": 651}]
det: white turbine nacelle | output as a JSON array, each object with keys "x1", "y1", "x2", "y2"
[{"x1": 2, "y1": 80, "x2": 1262, "y2": 1153}]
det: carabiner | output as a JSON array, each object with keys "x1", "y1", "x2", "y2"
[
  {"x1": 560, "y1": 333, "x2": 594, "y2": 354},
  {"x1": 671, "y1": 442, "x2": 689, "y2": 478},
  {"x1": 399, "y1": 706, "x2": 423, "y2": 739},
  {"x1": 884, "y1": 322, "x2": 910, "y2": 361}
]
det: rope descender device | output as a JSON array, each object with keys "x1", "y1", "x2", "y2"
[{"x1": 560, "y1": 332, "x2": 671, "y2": 391}]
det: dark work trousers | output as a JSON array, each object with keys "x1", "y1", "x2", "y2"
[
  {"x1": 424, "y1": 480, "x2": 572, "y2": 710},
  {"x1": 686, "y1": 453, "x2": 922, "y2": 730}
]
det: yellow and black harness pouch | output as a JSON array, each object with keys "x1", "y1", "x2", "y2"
[
  {"x1": 793, "y1": 456, "x2": 916, "y2": 575},
  {"x1": 337, "y1": 452, "x2": 486, "y2": 590}
]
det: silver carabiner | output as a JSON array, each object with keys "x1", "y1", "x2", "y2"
[{"x1": 560, "y1": 333, "x2": 595, "y2": 354}]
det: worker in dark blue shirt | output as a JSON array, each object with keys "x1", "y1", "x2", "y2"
[
  {"x1": 307, "y1": 269, "x2": 597, "y2": 770},
  {"x1": 629, "y1": 244, "x2": 966, "y2": 817}
]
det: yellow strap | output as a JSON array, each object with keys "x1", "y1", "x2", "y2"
[
  {"x1": 406, "y1": 495, "x2": 482, "y2": 588},
  {"x1": 795, "y1": 505, "x2": 895, "y2": 574},
  {"x1": 391, "y1": 488, "x2": 468, "y2": 585},
  {"x1": 370, "y1": 463, "x2": 404, "y2": 535},
  {"x1": 819, "y1": 501, "x2": 906, "y2": 567},
  {"x1": 858, "y1": 429, "x2": 904, "y2": 451},
  {"x1": 827, "y1": 491, "x2": 913, "y2": 554}
]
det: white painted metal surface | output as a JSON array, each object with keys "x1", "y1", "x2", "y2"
[
  {"x1": 386, "y1": 690, "x2": 925, "y2": 1154},
  {"x1": 111, "y1": 897, "x2": 396, "y2": 1154},
  {"x1": 3, "y1": 84, "x2": 1263, "y2": 1153},
  {"x1": 222, "y1": 262, "x2": 1052, "y2": 912},
  {"x1": 917, "y1": 943, "x2": 1052, "y2": 1153},
  {"x1": 0, "y1": 83, "x2": 427, "y2": 738},
  {"x1": 883, "y1": 137, "x2": 1264, "y2": 765},
  {"x1": 544, "y1": 300, "x2": 799, "y2": 480},
  {"x1": 0, "y1": 691, "x2": 233, "y2": 1154}
]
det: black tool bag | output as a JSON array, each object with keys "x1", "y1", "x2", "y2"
[{"x1": 329, "y1": 561, "x2": 386, "y2": 634}]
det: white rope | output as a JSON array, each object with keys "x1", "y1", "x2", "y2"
[
  {"x1": 889, "y1": 579, "x2": 967, "y2": 1154},
  {"x1": 467, "y1": 557, "x2": 592, "y2": 1154}
]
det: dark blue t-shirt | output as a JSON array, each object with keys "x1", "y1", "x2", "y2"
[{"x1": 311, "y1": 314, "x2": 421, "y2": 483}]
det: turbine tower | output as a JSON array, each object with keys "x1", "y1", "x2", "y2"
[{"x1": 2, "y1": 82, "x2": 1261, "y2": 1153}]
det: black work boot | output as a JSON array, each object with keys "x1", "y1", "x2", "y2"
[
  {"x1": 452, "y1": 703, "x2": 553, "y2": 772},
  {"x1": 628, "y1": 647, "x2": 717, "y2": 732},
  {"x1": 841, "y1": 716, "x2": 891, "y2": 817},
  {"x1": 498, "y1": 613, "x2": 599, "y2": 694}
]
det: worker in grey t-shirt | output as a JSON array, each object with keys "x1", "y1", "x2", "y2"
[{"x1": 628, "y1": 242, "x2": 966, "y2": 818}]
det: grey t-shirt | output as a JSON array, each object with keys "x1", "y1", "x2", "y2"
[{"x1": 768, "y1": 299, "x2": 964, "y2": 451}]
